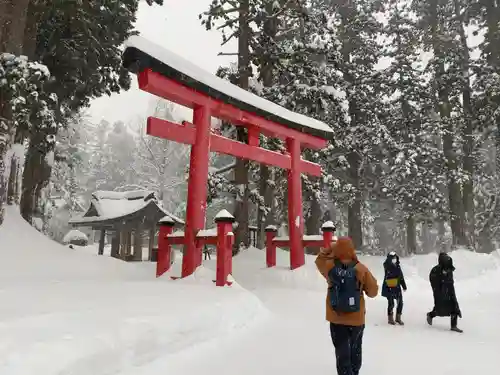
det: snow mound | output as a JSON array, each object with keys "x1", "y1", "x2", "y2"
[
  {"x1": 0, "y1": 207, "x2": 269, "y2": 375},
  {"x1": 404, "y1": 248, "x2": 500, "y2": 282},
  {"x1": 63, "y1": 229, "x2": 89, "y2": 245},
  {"x1": 0, "y1": 206, "x2": 151, "y2": 282},
  {"x1": 220, "y1": 246, "x2": 500, "y2": 296}
]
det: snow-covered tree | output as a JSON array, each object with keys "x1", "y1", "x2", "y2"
[{"x1": 0, "y1": 53, "x2": 58, "y2": 224}]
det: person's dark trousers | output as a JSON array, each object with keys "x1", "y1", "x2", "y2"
[
  {"x1": 330, "y1": 323, "x2": 365, "y2": 375},
  {"x1": 387, "y1": 294, "x2": 403, "y2": 315}
]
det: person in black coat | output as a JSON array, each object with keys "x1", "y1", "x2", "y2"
[
  {"x1": 427, "y1": 252, "x2": 463, "y2": 333},
  {"x1": 382, "y1": 252, "x2": 407, "y2": 325}
]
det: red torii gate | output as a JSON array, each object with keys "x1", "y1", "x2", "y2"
[{"x1": 122, "y1": 36, "x2": 333, "y2": 279}]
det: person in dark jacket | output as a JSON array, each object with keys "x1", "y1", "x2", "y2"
[
  {"x1": 382, "y1": 252, "x2": 407, "y2": 325},
  {"x1": 426, "y1": 252, "x2": 463, "y2": 333}
]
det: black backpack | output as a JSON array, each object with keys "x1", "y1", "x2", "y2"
[{"x1": 328, "y1": 260, "x2": 361, "y2": 313}]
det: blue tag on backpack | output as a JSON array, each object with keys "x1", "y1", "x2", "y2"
[{"x1": 328, "y1": 260, "x2": 360, "y2": 313}]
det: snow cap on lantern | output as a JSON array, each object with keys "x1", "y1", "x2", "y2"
[
  {"x1": 321, "y1": 221, "x2": 336, "y2": 232},
  {"x1": 265, "y1": 224, "x2": 278, "y2": 232},
  {"x1": 214, "y1": 209, "x2": 235, "y2": 223},
  {"x1": 158, "y1": 215, "x2": 175, "y2": 227}
]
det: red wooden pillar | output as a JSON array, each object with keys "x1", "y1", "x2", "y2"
[
  {"x1": 265, "y1": 225, "x2": 277, "y2": 267},
  {"x1": 286, "y1": 138, "x2": 304, "y2": 269},
  {"x1": 215, "y1": 209, "x2": 235, "y2": 286},
  {"x1": 182, "y1": 105, "x2": 211, "y2": 278},
  {"x1": 157, "y1": 217, "x2": 175, "y2": 277},
  {"x1": 321, "y1": 221, "x2": 336, "y2": 248}
]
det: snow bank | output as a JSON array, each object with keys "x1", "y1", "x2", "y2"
[
  {"x1": 0, "y1": 206, "x2": 269, "y2": 375},
  {"x1": 0, "y1": 206, "x2": 151, "y2": 283},
  {"x1": 218, "y1": 246, "x2": 500, "y2": 296},
  {"x1": 63, "y1": 229, "x2": 89, "y2": 245},
  {"x1": 403, "y1": 248, "x2": 500, "y2": 281}
]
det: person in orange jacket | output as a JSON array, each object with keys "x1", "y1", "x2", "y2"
[{"x1": 316, "y1": 237, "x2": 379, "y2": 375}]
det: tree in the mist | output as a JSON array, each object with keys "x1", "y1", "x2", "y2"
[
  {"x1": 376, "y1": 0, "x2": 448, "y2": 254},
  {"x1": 469, "y1": 0, "x2": 500, "y2": 250},
  {"x1": 127, "y1": 103, "x2": 190, "y2": 215},
  {"x1": 201, "y1": 0, "x2": 267, "y2": 250},
  {"x1": 312, "y1": 0, "x2": 390, "y2": 250},
  {"x1": 414, "y1": 0, "x2": 471, "y2": 249},
  {"x1": 45, "y1": 115, "x2": 90, "y2": 240},
  {"x1": 96, "y1": 121, "x2": 138, "y2": 192},
  {"x1": 258, "y1": 3, "x2": 344, "y2": 242}
]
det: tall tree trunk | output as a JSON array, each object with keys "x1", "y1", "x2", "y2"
[
  {"x1": 20, "y1": 143, "x2": 41, "y2": 223},
  {"x1": 232, "y1": 0, "x2": 251, "y2": 253},
  {"x1": 406, "y1": 215, "x2": 417, "y2": 255},
  {"x1": 483, "y1": 0, "x2": 500, "y2": 249},
  {"x1": 257, "y1": 1, "x2": 278, "y2": 248},
  {"x1": 0, "y1": 0, "x2": 30, "y2": 55},
  {"x1": 429, "y1": 0, "x2": 468, "y2": 248},
  {"x1": 20, "y1": 131, "x2": 51, "y2": 223},
  {"x1": 421, "y1": 221, "x2": 433, "y2": 254},
  {"x1": 454, "y1": 0, "x2": 475, "y2": 248},
  {"x1": 257, "y1": 163, "x2": 274, "y2": 247},
  {"x1": 0, "y1": 0, "x2": 30, "y2": 225},
  {"x1": 339, "y1": 6, "x2": 363, "y2": 250},
  {"x1": 347, "y1": 152, "x2": 363, "y2": 249},
  {"x1": 305, "y1": 183, "x2": 322, "y2": 254},
  {"x1": 22, "y1": 0, "x2": 40, "y2": 60},
  {"x1": 7, "y1": 129, "x2": 25, "y2": 204}
]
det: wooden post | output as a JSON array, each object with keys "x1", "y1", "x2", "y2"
[
  {"x1": 157, "y1": 216, "x2": 175, "y2": 277},
  {"x1": 126, "y1": 230, "x2": 132, "y2": 259},
  {"x1": 98, "y1": 229, "x2": 106, "y2": 255},
  {"x1": 215, "y1": 209, "x2": 235, "y2": 286},
  {"x1": 119, "y1": 230, "x2": 126, "y2": 259},
  {"x1": 148, "y1": 227, "x2": 155, "y2": 261},
  {"x1": 265, "y1": 225, "x2": 278, "y2": 267},
  {"x1": 133, "y1": 228, "x2": 143, "y2": 261},
  {"x1": 110, "y1": 230, "x2": 120, "y2": 258}
]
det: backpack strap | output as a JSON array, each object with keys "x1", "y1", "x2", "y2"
[{"x1": 334, "y1": 259, "x2": 358, "y2": 268}]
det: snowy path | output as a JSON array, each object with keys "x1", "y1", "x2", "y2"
[
  {"x1": 0, "y1": 209, "x2": 267, "y2": 375},
  {"x1": 1, "y1": 209, "x2": 499, "y2": 375},
  {"x1": 122, "y1": 250, "x2": 500, "y2": 375},
  {"x1": 128, "y1": 283, "x2": 500, "y2": 375}
]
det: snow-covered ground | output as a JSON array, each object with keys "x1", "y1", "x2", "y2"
[{"x1": 1, "y1": 206, "x2": 499, "y2": 374}]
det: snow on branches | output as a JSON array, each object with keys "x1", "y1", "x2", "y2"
[{"x1": 0, "y1": 53, "x2": 57, "y2": 146}]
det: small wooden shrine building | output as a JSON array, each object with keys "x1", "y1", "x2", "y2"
[{"x1": 69, "y1": 190, "x2": 183, "y2": 261}]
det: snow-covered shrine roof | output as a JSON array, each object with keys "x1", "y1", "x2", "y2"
[
  {"x1": 122, "y1": 36, "x2": 334, "y2": 140},
  {"x1": 69, "y1": 190, "x2": 184, "y2": 228}
]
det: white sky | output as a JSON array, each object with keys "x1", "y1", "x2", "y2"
[{"x1": 88, "y1": 0, "x2": 236, "y2": 125}]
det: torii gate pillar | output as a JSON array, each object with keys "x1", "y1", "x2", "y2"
[
  {"x1": 183, "y1": 106, "x2": 211, "y2": 277},
  {"x1": 286, "y1": 137, "x2": 305, "y2": 270}
]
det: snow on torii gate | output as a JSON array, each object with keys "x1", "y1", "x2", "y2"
[{"x1": 122, "y1": 36, "x2": 333, "y2": 278}]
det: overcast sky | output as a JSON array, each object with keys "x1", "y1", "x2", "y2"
[
  {"x1": 88, "y1": 1, "x2": 483, "y2": 126},
  {"x1": 88, "y1": 0, "x2": 236, "y2": 125}
]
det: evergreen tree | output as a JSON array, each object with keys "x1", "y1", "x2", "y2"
[{"x1": 18, "y1": 0, "x2": 163, "y2": 223}]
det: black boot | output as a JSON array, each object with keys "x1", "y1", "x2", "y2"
[
  {"x1": 426, "y1": 312, "x2": 433, "y2": 326},
  {"x1": 388, "y1": 313, "x2": 396, "y2": 325},
  {"x1": 396, "y1": 314, "x2": 404, "y2": 325},
  {"x1": 451, "y1": 315, "x2": 463, "y2": 333}
]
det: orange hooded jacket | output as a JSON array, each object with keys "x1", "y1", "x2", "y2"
[{"x1": 315, "y1": 237, "x2": 378, "y2": 326}]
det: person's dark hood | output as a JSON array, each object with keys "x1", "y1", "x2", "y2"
[
  {"x1": 384, "y1": 251, "x2": 400, "y2": 266},
  {"x1": 438, "y1": 252, "x2": 455, "y2": 271}
]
